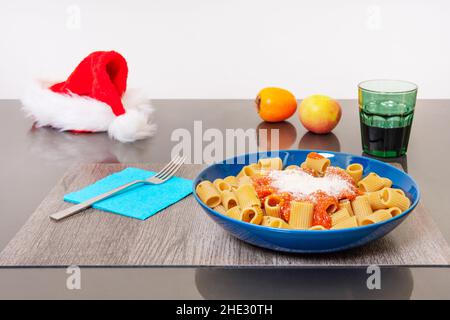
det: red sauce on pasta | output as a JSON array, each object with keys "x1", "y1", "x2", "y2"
[{"x1": 252, "y1": 166, "x2": 359, "y2": 229}]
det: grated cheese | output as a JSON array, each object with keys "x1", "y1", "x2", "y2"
[{"x1": 268, "y1": 168, "x2": 353, "y2": 201}]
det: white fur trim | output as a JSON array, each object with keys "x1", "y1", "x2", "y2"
[
  {"x1": 21, "y1": 82, "x2": 156, "y2": 143},
  {"x1": 108, "y1": 89, "x2": 157, "y2": 143}
]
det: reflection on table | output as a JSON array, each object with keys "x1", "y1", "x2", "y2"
[{"x1": 195, "y1": 267, "x2": 413, "y2": 299}]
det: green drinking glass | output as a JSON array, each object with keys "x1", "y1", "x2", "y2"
[{"x1": 358, "y1": 79, "x2": 418, "y2": 158}]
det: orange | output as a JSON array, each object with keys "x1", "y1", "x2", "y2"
[{"x1": 256, "y1": 87, "x2": 297, "y2": 122}]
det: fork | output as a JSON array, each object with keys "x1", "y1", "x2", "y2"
[{"x1": 50, "y1": 156, "x2": 186, "y2": 221}]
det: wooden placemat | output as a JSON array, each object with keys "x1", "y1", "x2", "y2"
[{"x1": 1, "y1": 163, "x2": 449, "y2": 267}]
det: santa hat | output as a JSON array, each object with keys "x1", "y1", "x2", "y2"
[{"x1": 21, "y1": 51, "x2": 156, "y2": 143}]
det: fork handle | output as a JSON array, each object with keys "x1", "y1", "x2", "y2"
[{"x1": 50, "y1": 180, "x2": 142, "y2": 221}]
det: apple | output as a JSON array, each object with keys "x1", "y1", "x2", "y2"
[{"x1": 298, "y1": 95, "x2": 341, "y2": 134}]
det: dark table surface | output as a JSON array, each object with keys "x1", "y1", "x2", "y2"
[{"x1": 0, "y1": 99, "x2": 449, "y2": 299}]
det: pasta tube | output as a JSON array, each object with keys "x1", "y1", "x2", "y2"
[
  {"x1": 242, "y1": 163, "x2": 261, "y2": 177},
  {"x1": 351, "y1": 195, "x2": 373, "y2": 218},
  {"x1": 382, "y1": 177, "x2": 393, "y2": 188},
  {"x1": 258, "y1": 157, "x2": 283, "y2": 170},
  {"x1": 305, "y1": 153, "x2": 330, "y2": 174},
  {"x1": 224, "y1": 176, "x2": 239, "y2": 190},
  {"x1": 225, "y1": 206, "x2": 241, "y2": 220},
  {"x1": 285, "y1": 165, "x2": 300, "y2": 170},
  {"x1": 346, "y1": 163, "x2": 363, "y2": 183},
  {"x1": 339, "y1": 199, "x2": 354, "y2": 216},
  {"x1": 264, "y1": 194, "x2": 282, "y2": 218},
  {"x1": 331, "y1": 216, "x2": 358, "y2": 230},
  {"x1": 213, "y1": 178, "x2": 232, "y2": 193},
  {"x1": 367, "y1": 189, "x2": 388, "y2": 210},
  {"x1": 221, "y1": 190, "x2": 238, "y2": 210},
  {"x1": 289, "y1": 201, "x2": 314, "y2": 229},
  {"x1": 262, "y1": 216, "x2": 290, "y2": 229},
  {"x1": 331, "y1": 208, "x2": 351, "y2": 226},
  {"x1": 387, "y1": 207, "x2": 402, "y2": 217},
  {"x1": 213, "y1": 205, "x2": 227, "y2": 214},
  {"x1": 359, "y1": 209, "x2": 393, "y2": 226},
  {"x1": 238, "y1": 176, "x2": 253, "y2": 186},
  {"x1": 357, "y1": 173, "x2": 386, "y2": 192},
  {"x1": 240, "y1": 206, "x2": 263, "y2": 225},
  {"x1": 196, "y1": 181, "x2": 222, "y2": 208},
  {"x1": 234, "y1": 184, "x2": 261, "y2": 209},
  {"x1": 380, "y1": 188, "x2": 411, "y2": 212},
  {"x1": 392, "y1": 188, "x2": 406, "y2": 196},
  {"x1": 309, "y1": 225, "x2": 327, "y2": 231}
]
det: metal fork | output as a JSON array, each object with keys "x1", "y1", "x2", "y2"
[{"x1": 50, "y1": 156, "x2": 186, "y2": 221}]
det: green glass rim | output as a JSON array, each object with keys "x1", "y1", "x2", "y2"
[{"x1": 358, "y1": 79, "x2": 418, "y2": 94}]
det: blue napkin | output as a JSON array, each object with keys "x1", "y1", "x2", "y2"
[{"x1": 64, "y1": 167, "x2": 193, "y2": 220}]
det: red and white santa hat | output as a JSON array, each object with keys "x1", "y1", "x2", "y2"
[{"x1": 21, "y1": 51, "x2": 156, "y2": 143}]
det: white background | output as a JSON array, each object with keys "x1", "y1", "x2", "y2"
[{"x1": 1, "y1": 0, "x2": 449, "y2": 99}]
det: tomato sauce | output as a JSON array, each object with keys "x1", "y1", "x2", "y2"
[{"x1": 251, "y1": 166, "x2": 359, "y2": 229}]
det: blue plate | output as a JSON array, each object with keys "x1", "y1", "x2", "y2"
[{"x1": 193, "y1": 150, "x2": 420, "y2": 253}]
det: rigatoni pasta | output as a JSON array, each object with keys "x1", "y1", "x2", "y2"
[
  {"x1": 339, "y1": 199, "x2": 354, "y2": 216},
  {"x1": 196, "y1": 152, "x2": 412, "y2": 230},
  {"x1": 258, "y1": 157, "x2": 283, "y2": 170},
  {"x1": 234, "y1": 184, "x2": 261, "y2": 209},
  {"x1": 331, "y1": 208, "x2": 351, "y2": 226},
  {"x1": 196, "y1": 181, "x2": 222, "y2": 208},
  {"x1": 225, "y1": 206, "x2": 241, "y2": 220},
  {"x1": 380, "y1": 188, "x2": 411, "y2": 212},
  {"x1": 304, "y1": 152, "x2": 330, "y2": 174},
  {"x1": 358, "y1": 173, "x2": 386, "y2": 192},
  {"x1": 346, "y1": 163, "x2": 363, "y2": 183},
  {"x1": 359, "y1": 210, "x2": 393, "y2": 226},
  {"x1": 289, "y1": 201, "x2": 314, "y2": 229},
  {"x1": 264, "y1": 194, "x2": 282, "y2": 218},
  {"x1": 240, "y1": 206, "x2": 263, "y2": 224},
  {"x1": 224, "y1": 176, "x2": 239, "y2": 190},
  {"x1": 221, "y1": 190, "x2": 238, "y2": 210},
  {"x1": 213, "y1": 178, "x2": 231, "y2": 193},
  {"x1": 351, "y1": 195, "x2": 373, "y2": 218}
]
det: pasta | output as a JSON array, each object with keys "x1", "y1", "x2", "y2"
[
  {"x1": 213, "y1": 178, "x2": 232, "y2": 193},
  {"x1": 258, "y1": 157, "x2": 283, "y2": 170},
  {"x1": 380, "y1": 188, "x2": 411, "y2": 212},
  {"x1": 238, "y1": 175, "x2": 253, "y2": 186},
  {"x1": 351, "y1": 195, "x2": 373, "y2": 217},
  {"x1": 221, "y1": 190, "x2": 238, "y2": 210},
  {"x1": 339, "y1": 199, "x2": 354, "y2": 216},
  {"x1": 196, "y1": 181, "x2": 222, "y2": 208},
  {"x1": 224, "y1": 176, "x2": 239, "y2": 190},
  {"x1": 331, "y1": 216, "x2": 358, "y2": 229},
  {"x1": 358, "y1": 173, "x2": 386, "y2": 192},
  {"x1": 225, "y1": 206, "x2": 241, "y2": 220},
  {"x1": 359, "y1": 210, "x2": 393, "y2": 226},
  {"x1": 346, "y1": 163, "x2": 363, "y2": 183},
  {"x1": 367, "y1": 189, "x2": 388, "y2": 210},
  {"x1": 213, "y1": 205, "x2": 226, "y2": 214},
  {"x1": 262, "y1": 216, "x2": 290, "y2": 229},
  {"x1": 304, "y1": 152, "x2": 330, "y2": 175},
  {"x1": 264, "y1": 194, "x2": 282, "y2": 218},
  {"x1": 387, "y1": 207, "x2": 402, "y2": 217},
  {"x1": 331, "y1": 208, "x2": 351, "y2": 226},
  {"x1": 289, "y1": 201, "x2": 314, "y2": 229},
  {"x1": 241, "y1": 163, "x2": 261, "y2": 177},
  {"x1": 382, "y1": 178, "x2": 393, "y2": 188},
  {"x1": 196, "y1": 152, "x2": 412, "y2": 230},
  {"x1": 309, "y1": 225, "x2": 327, "y2": 231},
  {"x1": 240, "y1": 206, "x2": 263, "y2": 224},
  {"x1": 234, "y1": 184, "x2": 261, "y2": 209}
]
